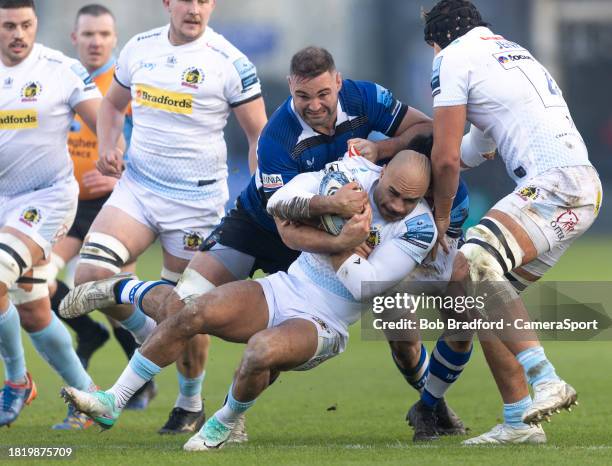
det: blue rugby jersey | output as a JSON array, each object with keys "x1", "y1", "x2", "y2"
[{"x1": 239, "y1": 79, "x2": 408, "y2": 232}]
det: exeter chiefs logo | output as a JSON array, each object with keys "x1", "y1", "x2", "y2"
[
  {"x1": 366, "y1": 225, "x2": 381, "y2": 248},
  {"x1": 21, "y1": 81, "x2": 42, "y2": 102},
  {"x1": 183, "y1": 231, "x2": 204, "y2": 251},
  {"x1": 516, "y1": 186, "x2": 539, "y2": 201},
  {"x1": 181, "y1": 67, "x2": 204, "y2": 89},
  {"x1": 20, "y1": 207, "x2": 41, "y2": 226}
]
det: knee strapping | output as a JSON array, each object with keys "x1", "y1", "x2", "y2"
[
  {"x1": 10, "y1": 264, "x2": 50, "y2": 305},
  {"x1": 47, "y1": 252, "x2": 66, "y2": 283},
  {"x1": 0, "y1": 233, "x2": 33, "y2": 288},
  {"x1": 462, "y1": 217, "x2": 524, "y2": 281},
  {"x1": 79, "y1": 233, "x2": 130, "y2": 274},
  {"x1": 174, "y1": 268, "x2": 216, "y2": 302}
]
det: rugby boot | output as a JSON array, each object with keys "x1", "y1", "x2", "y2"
[
  {"x1": 59, "y1": 272, "x2": 136, "y2": 319},
  {"x1": 435, "y1": 398, "x2": 468, "y2": 435},
  {"x1": 407, "y1": 400, "x2": 439, "y2": 442},
  {"x1": 183, "y1": 416, "x2": 232, "y2": 451},
  {"x1": 158, "y1": 405, "x2": 205, "y2": 435},
  {"x1": 463, "y1": 423, "x2": 546, "y2": 445},
  {"x1": 522, "y1": 380, "x2": 578, "y2": 425},
  {"x1": 227, "y1": 413, "x2": 248, "y2": 443},
  {"x1": 0, "y1": 372, "x2": 37, "y2": 427},
  {"x1": 51, "y1": 403, "x2": 94, "y2": 430},
  {"x1": 61, "y1": 387, "x2": 120, "y2": 430}
]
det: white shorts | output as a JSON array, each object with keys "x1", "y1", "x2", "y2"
[
  {"x1": 403, "y1": 236, "x2": 460, "y2": 294},
  {"x1": 489, "y1": 165, "x2": 601, "y2": 277},
  {"x1": 0, "y1": 178, "x2": 78, "y2": 258},
  {"x1": 257, "y1": 272, "x2": 348, "y2": 371},
  {"x1": 105, "y1": 175, "x2": 224, "y2": 260}
]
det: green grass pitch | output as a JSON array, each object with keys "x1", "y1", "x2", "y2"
[{"x1": 1, "y1": 238, "x2": 611, "y2": 465}]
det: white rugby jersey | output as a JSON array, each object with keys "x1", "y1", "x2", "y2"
[
  {"x1": 0, "y1": 44, "x2": 101, "y2": 196},
  {"x1": 115, "y1": 25, "x2": 262, "y2": 201},
  {"x1": 431, "y1": 27, "x2": 590, "y2": 184},
  {"x1": 267, "y1": 155, "x2": 437, "y2": 335}
]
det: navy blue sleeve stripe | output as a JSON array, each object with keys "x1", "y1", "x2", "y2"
[
  {"x1": 385, "y1": 103, "x2": 409, "y2": 136},
  {"x1": 230, "y1": 93, "x2": 263, "y2": 108},
  {"x1": 113, "y1": 73, "x2": 130, "y2": 90}
]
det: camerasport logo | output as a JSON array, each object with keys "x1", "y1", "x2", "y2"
[
  {"x1": 20, "y1": 207, "x2": 42, "y2": 226},
  {"x1": 181, "y1": 67, "x2": 204, "y2": 89},
  {"x1": 21, "y1": 81, "x2": 42, "y2": 102}
]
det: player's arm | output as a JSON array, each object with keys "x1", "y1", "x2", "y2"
[
  {"x1": 267, "y1": 172, "x2": 367, "y2": 222},
  {"x1": 233, "y1": 96, "x2": 267, "y2": 174},
  {"x1": 431, "y1": 104, "x2": 465, "y2": 249},
  {"x1": 73, "y1": 98, "x2": 100, "y2": 134},
  {"x1": 275, "y1": 213, "x2": 370, "y2": 254},
  {"x1": 371, "y1": 107, "x2": 433, "y2": 162},
  {"x1": 97, "y1": 81, "x2": 132, "y2": 178},
  {"x1": 332, "y1": 219, "x2": 437, "y2": 301},
  {"x1": 460, "y1": 124, "x2": 497, "y2": 170}
]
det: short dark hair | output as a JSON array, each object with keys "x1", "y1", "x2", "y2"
[
  {"x1": 423, "y1": 1, "x2": 488, "y2": 49},
  {"x1": 290, "y1": 46, "x2": 336, "y2": 79},
  {"x1": 406, "y1": 133, "x2": 434, "y2": 159},
  {"x1": 0, "y1": 0, "x2": 35, "y2": 10},
  {"x1": 76, "y1": 4, "x2": 114, "y2": 22}
]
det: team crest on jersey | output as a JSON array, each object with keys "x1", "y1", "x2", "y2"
[
  {"x1": 21, "y1": 81, "x2": 42, "y2": 102},
  {"x1": 183, "y1": 231, "x2": 204, "y2": 251},
  {"x1": 181, "y1": 67, "x2": 205, "y2": 89},
  {"x1": 516, "y1": 186, "x2": 539, "y2": 201},
  {"x1": 366, "y1": 225, "x2": 381, "y2": 248},
  {"x1": 20, "y1": 207, "x2": 42, "y2": 226}
]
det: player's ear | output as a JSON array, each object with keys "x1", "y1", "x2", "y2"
[
  {"x1": 70, "y1": 31, "x2": 77, "y2": 46},
  {"x1": 335, "y1": 71, "x2": 342, "y2": 91}
]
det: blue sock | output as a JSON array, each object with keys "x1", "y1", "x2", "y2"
[
  {"x1": 0, "y1": 302, "x2": 26, "y2": 383},
  {"x1": 392, "y1": 344, "x2": 429, "y2": 392},
  {"x1": 178, "y1": 371, "x2": 204, "y2": 397},
  {"x1": 215, "y1": 382, "x2": 256, "y2": 426},
  {"x1": 422, "y1": 339, "x2": 472, "y2": 408},
  {"x1": 504, "y1": 395, "x2": 532, "y2": 427},
  {"x1": 129, "y1": 349, "x2": 162, "y2": 380},
  {"x1": 516, "y1": 346, "x2": 560, "y2": 386},
  {"x1": 120, "y1": 307, "x2": 147, "y2": 333},
  {"x1": 28, "y1": 314, "x2": 93, "y2": 391}
]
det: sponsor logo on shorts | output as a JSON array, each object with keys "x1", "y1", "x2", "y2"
[
  {"x1": 183, "y1": 231, "x2": 204, "y2": 251},
  {"x1": 20, "y1": 207, "x2": 42, "y2": 227},
  {"x1": 181, "y1": 67, "x2": 205, "y2": 89},
  {"x1": 0, "y1": 109, "x2": 38, "y2": 129},
  {"x1": 516, "y1": 185, "x2": 539, "y2": 201},
  {"x1": 550, "y1": 210, "x2": 579, "y2": 240},
  {"x1": 262, "y1": 173, "x2": 283, "y2": 190},
  {"x1": 21, "y1": 81, "x2": 42, "y2": 102},
  {"x1": 135, "y1": 84, "x2": 192, "y2": 114},
  {"x1": 366, "y1": 225, "x2": 381, "y2": 248}
]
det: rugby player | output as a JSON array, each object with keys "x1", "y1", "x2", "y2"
[
  {"x1": 61, "y1": 46, "x2": 472, "y2": 437},
  {"x1": 47, "y1": 5, "x2": 156, "y2": 430},
  {"x1": 62, "y1": 150, "x2": 445, "y2": 451},
  {"x1": 0, "y1": 0, "x2": 101, "y2": 427},
  {"x1": 420, "y1": 0, "x2": 602, "y2": 444},
  {"x1": 68, "y1": 0, "x2": 267, "y2": 434}
]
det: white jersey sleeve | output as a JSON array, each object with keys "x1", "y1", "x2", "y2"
[
  {"x1": 431, "y1": 47, "x2": 470, "y2": 107},
  {"x1": 114, "y1": 35, "x2": 137, "y2": 88},
  {"x1": 266, "y1": 171, "x2": 321, "y2": 216},
  {"x1": 336, "y1": 202, "x2": 437, "y2": 300},
  {"x1": 224, "y1": 53, "x2": 262, "y2": 107},
  {"x1": 64, "y1": 59, "x2": 101, "y2": 108}
]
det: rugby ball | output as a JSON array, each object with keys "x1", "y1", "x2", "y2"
[{"x1": 318, "y1": 168, "x2": 353, "y2": 235}]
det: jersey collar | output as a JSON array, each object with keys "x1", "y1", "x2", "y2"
[{"x1": 89, "y1": 57, "x2": 116, "y2": 80}]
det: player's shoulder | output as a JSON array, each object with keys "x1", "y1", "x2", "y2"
[
  {"x1": 34, "y1": 44, "x2": 92, "y2": 84},
  {"x1": 260, "y1": 99, "x2": 301, "y2": 150},
  {"x1": 398, "y1": 200, "x2": 437, "y2": 247},
  {"x1": 204, "y1": 27, "x2": 246, "y2": 62},
  {"x1": 131, "y1": 25, "x2": 166, "y2": 46}
]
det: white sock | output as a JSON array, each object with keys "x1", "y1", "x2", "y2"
[
  {"x1": 175, "y1": 393, "x2": 202, "y2": 412},
  {"x1": 107, "y1": 365, "x2": 148, "y2": 409},
  {"x1": 119, "y1": 279, "x2": 144, "y2": 304},
  {"x1": 132, "y1": 316, "x2": 156, "y2": 345}
]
